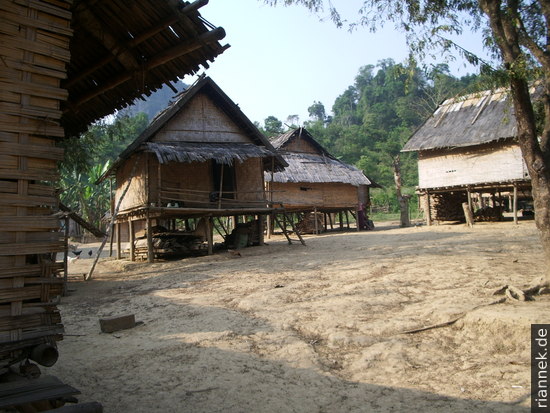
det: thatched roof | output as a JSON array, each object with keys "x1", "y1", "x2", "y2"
[
  {"x1": 402, "y1": 88, "x2": 522, "y2": 152},
  {"x1": 62, "y1": 0, "x2": 229, "y2": 137},
  {"x1": 267, "y1": 128, "x2": 376, "y2": 187},
  {"x1": 270, "y1": 152, "x2": 373, "y2": 186},
  {"x1": 98, "y1": 76, "x2": 285, "y2": 181},
  {"x1": 146, "y1": 142, "x2": 276, "y2": 165}
]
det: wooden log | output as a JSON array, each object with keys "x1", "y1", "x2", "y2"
[
  {"x1": 0, "y1": 375, "x2": 80, "y2": 410},
  {"x1": 43, "y1": 401, "x2": 103, "y2": 413},
  {"x1": 99, "y1": 314, "x2": 136, "y2": 334}
]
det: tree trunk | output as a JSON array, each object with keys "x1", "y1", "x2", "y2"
[
  {"x1": 393, "y1": 155, "x2": 410, "y2": 228},
  {"x1": 479, "y1": 0, "x2": 550, "y2": 286}
]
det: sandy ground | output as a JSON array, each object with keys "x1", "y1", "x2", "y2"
[{"x1": 46, "y1": 220, "x2": 548, "y2": 412}]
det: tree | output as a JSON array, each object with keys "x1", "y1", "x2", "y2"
[
  {"x1": 308, "y1": 101, "x2": 327, "y2": 121},
  {"x1": 264, "y1": 0, "x2": 550, "y2": 290},
  {"x1": 262, "y1": 115, "x2": 284, "y2": 137}
]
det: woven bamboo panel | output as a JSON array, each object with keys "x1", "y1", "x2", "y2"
[{"x1": 0, "y1": 0, "x2": 71, "y2": 369}]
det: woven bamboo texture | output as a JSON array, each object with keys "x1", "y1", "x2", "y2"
[{"x1": 0, "y1": 0, "x2": 70, "y2": 368}]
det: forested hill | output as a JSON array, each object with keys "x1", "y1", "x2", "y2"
[
  {"x1": 120, "y1": 81, "x2": 187, "y2": 121},
  {"x1": 259, "y1": 59, "x2": 482, "y2": 190}
]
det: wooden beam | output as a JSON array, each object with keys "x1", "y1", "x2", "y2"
[
  {"x1": 68, "y1": 27, "x2": 226, "y2": 111},
  {"x1": 66, "y1": 0, "x2": 210, "y2": 88},
  {"x1": 116, "y1": 223, "x2": 121, "y2": 260}
]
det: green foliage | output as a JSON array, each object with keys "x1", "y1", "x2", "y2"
[{"x1": 261, "y1": 115, "x2": 285, "y2": 137}]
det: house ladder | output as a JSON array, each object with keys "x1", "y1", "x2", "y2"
[{"x1": 273, "y1": 211, "x2": 306, "y2": 246}]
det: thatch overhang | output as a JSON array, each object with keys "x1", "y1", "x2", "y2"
[
  {"x1": 98, "y1": 76, "x2": 286, "y2": 182},
  {"x1": 62, "y1": 0, "x2": 229, "y2": 137},
  {"x1": 145, "y1": 142, "x2": 277, "y2": 165},
  {"x1": 267, "y1": 127, "x2": 379, "y2": 187},
  {"x1": 402, "y1": 88, "x2": 523, "y2": 152},
  {"x1": 269, "y1": 151, "x2": 372, "y2": 186}
]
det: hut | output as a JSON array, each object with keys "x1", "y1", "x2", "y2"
[
  {"x1": 98, "y1": 76, "x2": 286, "y2": 261},
  {"x1": 0, "y1": 0, "x2": 228, "y2": 392},
  {"x1": 402, "y1": 87, "x2": 534, "y2": 224},
  {"x1": 266, "y1": 127, "x2": 379, "y2": 233}
]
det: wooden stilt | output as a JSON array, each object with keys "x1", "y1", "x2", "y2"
[
  {"x1": 426, "y1": 191, "x2": 432, "y2": 226},
  {"x1": 339, "y1": 211, "x2": 343, "y2": 230},
  {"x1": 206, "y1": 216, "x2": 213, "y2": 255},
  {"x1": 146, "y1": 213, "x2": 154, "y2": 263},
  {"x1": 116, "y1": 223, "x2": 121, "y2": 260},
  {"x1": 314, "y1": 207, "x2": 319, "y2": 234},
  {"x1": 129, "y1": 220, "x2": 135, "y2": 261},
  {"x1": 345, "y1": 210, "x2": 350, "y2": 229},
  {"x1": 513, "y1": 183, "x2": 518, "y2": 225}
]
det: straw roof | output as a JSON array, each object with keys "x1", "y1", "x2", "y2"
[
  {"x1": 146, "y1": 142, "x2": 276, "y2": 165},
  {"x1": 268, "y1": 128, "x2": 375, "y2": 187},
  {"x1": 62, "y1": 0, "x2": 229, "y2": 137},
  {"x1": 402, "y1": 88, "x2": 520, "y2": 152}
]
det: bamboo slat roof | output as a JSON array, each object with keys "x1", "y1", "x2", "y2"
[
  {"x1": 62, "y1": 0, "x2": 229, "y2": 137},
  {"x1": 268, "y1": 128, "x2": 375, "y2": 187},
  {"x1": 402, "y1": 88, "x2": 521, "y2": 152},
  {"x1": 146, "y1": 142, "x2": 275, "y2": 165}
]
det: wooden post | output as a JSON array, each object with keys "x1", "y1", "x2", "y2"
[
  {"x1": 116, "y1": 222, "x2": 121, "y2": 260},
  {"x1": 355, "y1": 207, "x2": 360, "y2": 232},
  {"x1": 462, "y1": 202, "x2": 474, "y2": 227},
  {"x1": 467, "y1": 188, "x2": 473, "y2": 212},
  {"x1": 206, "y1": 216, "x2": 213, "y2": 255},
  {"x1": 339, "y1": 211, "x2": 343, "y2": 230},
  {"x1": 513, "y1": 183, "x2": 518, "y2": 225},
  {"x1": 63, "y1": 216, "x2": 69, "y2": 296},
  {"x1": 157, "y1": 161, "x2": 162, "y2": 207},
  {"x1": 218, "y1": 163, "x2": 224, "y2": 209},
  {"x1": 129, "y1": 219, "x2": 135, "y2": 261},
  {"x1": 314, "y1": 207, "x2": 319, "y2": 234},
  {"x1": 258, "y1": 216, "x2": 265, "y2": 246},
  {"x1": 426, "y1": 191, "x2": 432, "y2": 226},
  {"x1": 146, "y1": 213, "x2": 154, "y2": 263},
  {"x1": 345, "y1": 210, "x2": 350, "y2": 229}
]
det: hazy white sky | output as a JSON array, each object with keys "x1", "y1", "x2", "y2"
[{"x1": 187, "y1": 0, "x2": 487, "y2": 126}]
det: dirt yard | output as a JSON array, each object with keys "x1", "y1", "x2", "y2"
[{"x1": 47, "y1": 220, "x2": 548, "y2": 412}]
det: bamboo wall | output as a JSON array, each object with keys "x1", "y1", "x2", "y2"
[
  {"x1": 115, "y1": 153, "x2": 148, "y2": 212},
  {"x1": 235, "y1": 158, "x2": 264, "y2": 202},
  {"x1": 154, "y1": 92, "x2": 250, "y2": 143},
  {"x1": 282, "y1": 138, "x2": 318, "y2": 154},
  {"x1": 0, "y1": 0, "x2": 71, "y2": 367},
  {"x1": 271, "y1": 182, "x2": 359, "y2": 209},
  {"x1": 418, "y1": 141, "x2": 529, "y2": 189}
]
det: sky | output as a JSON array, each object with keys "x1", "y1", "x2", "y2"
[{"x1": 184, "y1": 0, "x2": 489, "y2": 126}]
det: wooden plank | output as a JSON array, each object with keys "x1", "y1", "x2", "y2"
[
  {"x1": 0, "y1": 54, "x2": 67, "y2": 79},
  {"x1": 99, "y1": 314, "x2": 136, "y2": 333},
  {"x1": 0, "y1": 79, "x2": 68, "y2": 101},
  {"x1": 0, "y1": 312, "x2": 61, "y2": 331},
  {"x1": 0, "y1": 375, "x2": 78, "y2": 409},
  {"x1": 0, "y1": 286, "x2": 42, "y2": 304},
  {"x1": 0, "y1": 241, "x2": 64, "y2": 256},
  {"x1": 0, "y1": 101, "x2": 63, "y2": 123},
  {"x1": 0, "y1": 216, "x2": 59, "y2": 231},
  {"x1": 0, "y1": 264, "x2": 42, "y2": 279},
  {"x1": 0, "y1": 7, "x2": 73, "y2": 37},
  {"x1": 0, "y1": 168, "x2": 59, "y2": 181},
  {"x1": 0, "y1": 193, "x2": 57, "y2": 208},
  {"x1": 13, "y1": 0, "x2": 72, "y2": 20}
]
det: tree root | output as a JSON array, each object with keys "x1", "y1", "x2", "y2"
[
  {"x1": 400, "y1": 297, "x2": 506, "y2": 335},
  {"x1": 493, "y1": 283, "x2": 550, "y2": 301}
]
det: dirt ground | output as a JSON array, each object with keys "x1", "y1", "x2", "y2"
[{"x1": 46, "y1": 219, "x2": 548, "y2": 412}]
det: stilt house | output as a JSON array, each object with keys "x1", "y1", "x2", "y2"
[
  {"x1": 99, "y1": 76, "x2": 285, "y2": 261},
  {"x1": 266, "y1": 127, "x2": 379, "y2": 232},
  {"x1": 402, "y1": 87, "x2": 534, "y2": 224},
  {"x1": 0, "y1": 0, "x2": 227, "y2": 380}
]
